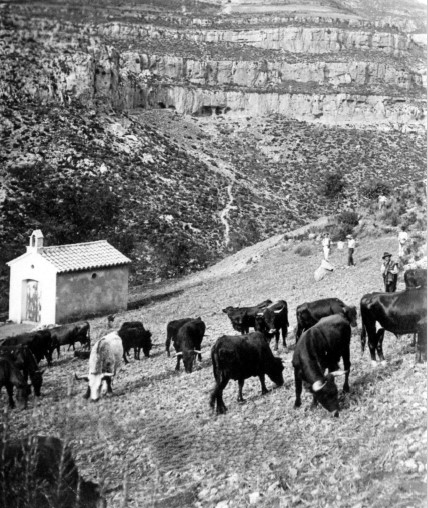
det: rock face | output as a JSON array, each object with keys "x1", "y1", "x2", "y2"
[
  {"x1": 99, "y1": 23, "x2": 416, "y2": 56},
  {"x1": 1, "y1": 9, "x2": 426, "y2": 131},
  {"x1": 150, "y1": 86, "x2": 425, "y2": 129},
  {"x1": 2, "y1": 0, "x2": 427, "y2": 128},
  {"x1": 136, "y1": 54, "x2": 423, "y2": 89}
]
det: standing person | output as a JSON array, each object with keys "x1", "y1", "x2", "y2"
[
  {"x1": 398, "y1": 226, "x2": 408, "y2": 257},
  {"x1": 381, "y1": 252, "x2": 398, "y2": 292},
  {"x1": 322, "y1": 233, "x2": 331, "y2": 261},
  {"x1": 378, "y1": 195, "x2": 387, "y2": 210},
  {"x1": 346, "y1": 234, "x2": 356, "y2": 267}
]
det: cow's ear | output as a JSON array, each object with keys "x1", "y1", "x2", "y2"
[{"x1": 330, "y1": 370, "x2": 348, "y2": 377}]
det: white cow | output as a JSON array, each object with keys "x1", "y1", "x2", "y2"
[{"x1": 75, "y1": 332, "x2": 123, "y2": 401}]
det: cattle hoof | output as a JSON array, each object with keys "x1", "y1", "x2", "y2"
[
  {"x1": 332, "y1": 411, "x2": 339, "y2": 418},
  {"x1": 237, "y1": 398, "x2": 246, "y2": 404}
]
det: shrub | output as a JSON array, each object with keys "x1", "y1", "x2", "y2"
[
  {"x1": 294, "y1": 244, "x2": 312, "y2": 256},
  {"x1": 385, "y1": 212, "x2": 400, "y2": 227},
  {"x1": 360, "y1": 180, "x2": 392, "y2": 199},
  {"x1": 321, "y1": 171, "x2": 345, "y2": 198},
  {"x1": 406, "y1": 212, "x2": 418, "y2": 225},
  {"x1": 327, "y1": 224, "x2": 350, "y2": 242},
  {"x1": 337, "y1": 210, "x2": 359, "y2": 227}
]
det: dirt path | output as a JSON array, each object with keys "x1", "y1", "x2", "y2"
[{"x1": 219, "y1": 183, "x2": 236, "y2": 248}]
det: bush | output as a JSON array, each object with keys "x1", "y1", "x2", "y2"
[
  {"x1": 294, "y1": 244, "x2": 312, "y2": 256},
  {"x1": 337, "y1": 210, "x2": 359, "y2": 227},
  {"x1": 327, "y1": 225, "x2": 350, "y2": 242},
  {"x1": 360, "y1": 180, "x2": 392, "y2": 200},
  {"x1": 322, "y1": 171, "x2": 345, "y2": 198},
  {"x1": 385, "y1": 212, "x2": 400, "y2": 227}
]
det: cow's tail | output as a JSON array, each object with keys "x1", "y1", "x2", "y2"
[{"x1": 360, "y1": 303, "x2": 367, "y2": 354}]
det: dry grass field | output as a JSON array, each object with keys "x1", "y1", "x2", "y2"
[{"x1": 1, "y1": 234, "x2": 426, "y2": 508}]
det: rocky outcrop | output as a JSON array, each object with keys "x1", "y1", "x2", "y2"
[
  {"x1": 149, "y1": 85, "x2": 426, "y2": 130},
  {"x1": 133, "y1": 53, "x2": 423, "y2": 88},
  {"x1": 0, "y1": 12, "x2": 426, "y2": 131},
  {"x1": 100, "y1": 23, "x2": 416, "y2": 56}
]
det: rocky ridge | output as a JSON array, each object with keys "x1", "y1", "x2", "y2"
[{"x1": 1, "y1": 2, "x2": 426, "y2": 128}]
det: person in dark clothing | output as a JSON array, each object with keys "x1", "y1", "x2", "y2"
[{"x1": 380, "y1": 252, "x2": 398, "y2": 292}]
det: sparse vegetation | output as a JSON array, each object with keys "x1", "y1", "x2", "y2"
[{"x1": 294, "y1": 244, "x2": 312, "y2": 256}]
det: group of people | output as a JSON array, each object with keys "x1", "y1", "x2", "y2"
[
  {"x1": 321, "y1": 226, "x2": 410, "y2": 293},
  {"x1": 321, "y1": 233, "x2": 355, "y2": 267}
]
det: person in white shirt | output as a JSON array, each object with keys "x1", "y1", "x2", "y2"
[
  {"x1": 346, "y1": 234, "x2": 356, "y2": 267},
  {"x1": 378, "y1": 195, "x2": 387, "y2": 210},
  {"x1": 398, "y1": 226, "x2": 408, "y2": 257},
  {"x1": 322, "y1": 233, "x2": 331, "y2": 260}
]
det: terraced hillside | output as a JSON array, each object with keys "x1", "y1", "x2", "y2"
[{"x1": 0, "y1": 0, "x2": 426, "y2": 306}]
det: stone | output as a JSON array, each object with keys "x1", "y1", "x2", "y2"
[
  {"x1": 249, "y1": 492, "x2": 261, "y2": 504},
  {"x1": 404, "y1": 458, "x2": 418, "y2": 472}
]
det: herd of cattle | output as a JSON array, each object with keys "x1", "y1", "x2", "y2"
[{"x1": 0, "y1": 267, "x2": 425, "y2": 506}]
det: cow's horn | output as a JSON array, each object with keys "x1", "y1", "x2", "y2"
[
  {"x1": 256, "y1": 312, "x2": 264, "y2": 316},
  {"x1": 102, "y1": 373, "x2": 114, "y2": 378},
  {"x1": 75, "y1": 373, "x2": 89, "y2": 382},
  {"x1": 312, "y1": 380, "x2": 327, "y2": 392},
  {"x1": 330, "y1": 370, "x2": 348, "y2": 377},
  {"x1": 193, "y1": 350, "x2": 202, "y2": 354},
  {"x1": 273, "y1": 306, "x2": 284, "y2": 314},
  {"x1": 175, "y1": 352, "x2": 183, "y2": 357}
]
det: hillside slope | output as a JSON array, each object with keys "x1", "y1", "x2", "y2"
[
  {"x1": 0, "y1": 0, "x2": 426, "y2": 308},
  {"x1": 2, "y1": 232, "x2": 426, "y2": 508}
]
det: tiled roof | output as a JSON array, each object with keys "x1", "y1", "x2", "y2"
[{"x1": 39, "y1": 240, "x2": 131, "y2": 273}]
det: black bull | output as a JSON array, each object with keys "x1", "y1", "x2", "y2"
[
  {"x1": 0, "y1": 330, "x2": 55, "y2": 366},
  {"x1": 0, "y1": 344, "x2": 45, "y2": 396},
  {"x1": 222, "y1": 299, "x2": 272, "y2": 334},
  {"x1": 255, "y1": 300, "x2": 289, "y2": 351},
  {"x1": 360, "y1": 288, "x2": 427, "y2": 364},
  {"x1": 404, "y1": 268, "x2": 427, "y2": 289},
  {"x1": 295, "y1": 297, "x2": 357, "y2": 342},
  {"x1": 292, "y1": 315, "x2": 351, "y2": 417},
  {"x1": 210, "y1": 332, "x2": 284, "y2": 415},
  {"x1": 174, "y1": 318, "x2": 206, "y2": 373}
]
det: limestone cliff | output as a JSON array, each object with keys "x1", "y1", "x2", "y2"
[
  {"x1": 101, "y1": 22, "x2": 417, "y2": 56},
  {"x1": 1, "y1": 11, "x2": 426, "y2": 130}
]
